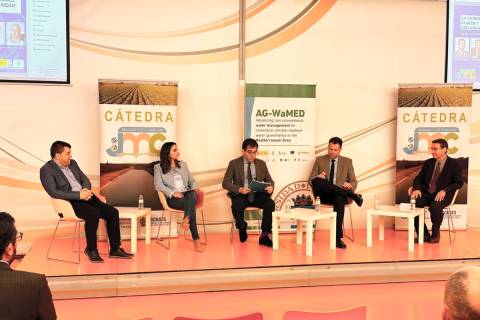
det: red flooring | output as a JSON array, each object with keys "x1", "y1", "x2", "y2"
[
  {"x1": 53, "y1": 280, "x2": 446, "y2": 320},
  {"x1": 18, "y1": 229, "x2": 480, "y2": 277}
]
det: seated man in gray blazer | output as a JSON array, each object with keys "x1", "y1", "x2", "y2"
[
  {"x1": 309, "y1": 137, "x2": 363, "y2": 249},
  {"x1": 0, "y1": 211, "x2": 56, "y2": 320},
  {"x1": 40, "y1": 141, "x2": 132, "y2": 262},
  {"x1": 222, "y1": 138, "x2": 275, "y2": 247}
]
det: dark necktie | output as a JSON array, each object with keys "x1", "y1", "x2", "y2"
[
  {"x1": 329, "y1": 160, "x2": 335, "y2": 183},
  {"x1": 428, "y1": 162, "x2": 441, "y2": 193},
  {"x1": 247, "y1": 162, "x2": 254, "y2": 203}
]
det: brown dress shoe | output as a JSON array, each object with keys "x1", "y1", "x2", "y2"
[{"x1": 430, "y1": 234, "x2": 440, "y2": 243}]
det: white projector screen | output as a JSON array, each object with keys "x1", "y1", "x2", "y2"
[
  {"x1": 446, "y1": 0, "x2": 480, "y2": 90},
  {"x1": 0, "y1": 0, "x2": 69, "y2": 84}
]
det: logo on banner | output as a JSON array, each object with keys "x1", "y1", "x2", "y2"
[
  {"x1": 402, "y1": 127, "x2": 460, "y2": 155},
  {"x1": 107, "y1": 127, "x2": 166, "y2": 157},
  {"x1": 274, "y1": 180, "x2": 313, "y2": 211},
  {"x1": 401, "y1": 110, "x2": 468, "y2": 155}
]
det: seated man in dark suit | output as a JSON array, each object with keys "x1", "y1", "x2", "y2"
[
  {"x1": 410, "y1": 138, "x2": 464, "y2": 243},
  {"x1": 40, "y1": 141, "x2": 132, "y2": 262},
  {"x1": 222, "y1": 138, "x2": 275, "y2": 247},
  {"x1": 0, "y1": 211, "x2": 57, "y2": 320},
  {"x1": 309, "y1": 137, "x2": 363, "y2": 249}
]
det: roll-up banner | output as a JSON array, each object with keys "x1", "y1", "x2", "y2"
[
  {"x1": 395, "y1": 83, "x2": 471, "y2": 230},
  {"x1": 99, "y1": 79, "x2": 178, "y2": 238},
  {"x1": 245, "y1": 83, "x2": 316, "y2": 232}
]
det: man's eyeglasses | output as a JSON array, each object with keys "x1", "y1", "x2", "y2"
[
  {"x1": 245, "y1": 150, "x2": 258, "y2": 155},
  {"x1": 16, "y1": 232, "x2": 23, "y2": 241}
]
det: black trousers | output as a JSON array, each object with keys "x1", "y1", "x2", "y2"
[
  {"x1": 414, "y1": 191, "x2": 454, "y2": 237},
  {"x1": 311, "y1": 178, "x2": 355, "y2": 239},
  {"x1": 230, "y1": 192, "x2": 274, "y2": 233},
  {"x1": 70, "y1": 195, "x2": 121, "y2": 251},
  {"x1": 167, "y1": 191, "x2": 200, "y2": 240}
]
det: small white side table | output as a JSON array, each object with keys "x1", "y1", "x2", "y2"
[
  {"x1": 117, "y1": 207, "x2": 151, "y2": 253},
  {"x1": 272, "y1": 208, "x2": 336, "y2": 256},
  {"x1": 366, "y1": 205, "x2": 424, "y2": 252}
]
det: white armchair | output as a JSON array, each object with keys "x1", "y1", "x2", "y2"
[{"x1": 46, "y1": 198, "x2": 84, "y2": 264}]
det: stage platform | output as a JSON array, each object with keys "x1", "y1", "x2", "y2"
[
  {"x1": 18, "y1": 228, "x2": 480, "y2": 299},
  {"x1": 53, "y1": 281, "x2": 447, "y2": 320}
]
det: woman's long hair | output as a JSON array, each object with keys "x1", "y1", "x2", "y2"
[{"x1": 160, "y1": 142, "x2": 180, "y2": 174}]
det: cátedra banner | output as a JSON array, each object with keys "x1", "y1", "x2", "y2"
[
  {"x1": 98, "y1": 79, "x2": 178, "y2": 238},
  {"x1": 395, "y1": 83, "x2": 471, "y2": 230}
]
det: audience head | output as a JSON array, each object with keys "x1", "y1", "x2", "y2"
[
  {"x1": 327, "y1": 136, "x2": 343, "y2": 160},
  {"x1": 0, "y1": 212, "x2": 18, "y2": 265},
  {"x1": 431, "y1": 139, "x2": 448, "y2": 160},
  {"x1": 242, "y1": 138, "x2": 258, "y2": 163},
  {"x1": 443, "y1": 266, "x2": 480, "y2": 320},
  {"x1": 159, "y1": 142, "x2": 180, "y2": 174},
  {"x1": 50, "y1": 140, "x2": 72, "y2": 167}
]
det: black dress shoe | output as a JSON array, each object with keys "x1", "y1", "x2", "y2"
[
  {"x1": 352, "y1": 194, "x2": 363, "y2": 207},
  {"x1": 239, "y1": 223, "x2": 248, "y2": 242},
  {"x1": 259, "y1": 235, "x2": 273, "y2": 247},
  {"x1": 414, "y1": 234, "x2": 431, "y2": 243},
  {"x1": 336, "y1": 239, "x2": 347, "y2": 249},
  {"x1": 118, "y1": 247, "x2": 134, "y2": 256},
  {"x1": 430, "y1": 234, "x2": 440, "y2": 243},
  {"x1": 84, "y1": 249, "x2": 104, "y2": 263},
  {"x1": 109, "y1": 248, "x2": 133, "y2": 259}
]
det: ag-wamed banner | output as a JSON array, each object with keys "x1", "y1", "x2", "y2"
[
  {"x1": 395, "y1": 83, "x2": 471, "y2": 230},
  {"x1": 99, "y1": 79, "x2": 178, "y2": 237},
  {"x1": 245, "y1": 83, "x2": 316, "y2": 232}
]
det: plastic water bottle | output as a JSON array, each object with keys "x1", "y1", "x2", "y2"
[
  {"x1": 374, "y1": 195, "x2": 380, "y2": 210},
  {"x1": 315, "y1": 196, "x2": 321, "y2": 211},
  {"x1": 285, "y1": 200, "x2": 291, "y2": 213},
  {"x1": 138, "y1": 194, "x2": 144, "y2": 210},
  {"x1": 410, "y1": 197, "x2": 416, "y2": 212}
]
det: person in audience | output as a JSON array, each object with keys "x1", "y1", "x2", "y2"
[
  {"x1": 409, "y1": 138, "x2": 463, "y2": 244},
  {"x1": 154, "y1": 142, "x2": 204, "y2": 252},
  {"x1": 222, "y1": 138, "x2": 275, "y2": 247},
  {"x1": 309, "y1": 136, "x2": 363, "y2": 249},
  {"x1": 443, "y1": 266, "x2": 480, "y2": 320},
  {"x1": 40, "y1": 141, "x2": 132, "y2": 263},
  {"x1": 0, "y1": 211, "x2": 57, "y2": 320}
]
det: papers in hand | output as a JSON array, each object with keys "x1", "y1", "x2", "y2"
[{"x1": 248, "y1": 180, "x2": 270, "y2": 192}]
